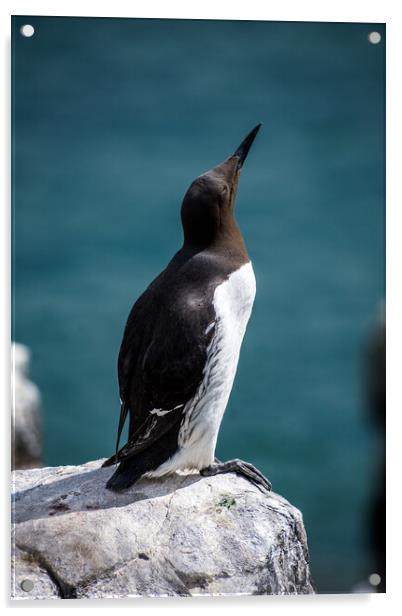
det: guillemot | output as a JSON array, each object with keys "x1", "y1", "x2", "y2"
[{"x1": 103, "y1": 124, "x2": 271, "y2": 493}]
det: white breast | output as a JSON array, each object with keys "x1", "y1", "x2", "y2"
[{"x1": 147, "y1": 261, "x2": 256, "y2": 478}]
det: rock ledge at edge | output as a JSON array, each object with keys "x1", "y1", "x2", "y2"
[{"x1": 12, "y1": 458, "x2": 314, "y2": 599}]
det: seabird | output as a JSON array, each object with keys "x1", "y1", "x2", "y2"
[{"x1": 103, "y1": 124, "x2": 271, "y2": 493}]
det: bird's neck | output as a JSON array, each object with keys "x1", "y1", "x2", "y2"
[{"x1": 183, "y1": 219, "x2": 249, "y2": 263}]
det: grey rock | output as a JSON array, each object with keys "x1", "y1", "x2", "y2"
[
  {"x1": 12, "y1": 343, "x2": 42, "y2": 469},
  {"x1": 11, "y1": 545, "x2": 60, "y2": 599},
  {"x1": 11, "y1": 459, "x2": 314, "y2": 599}
]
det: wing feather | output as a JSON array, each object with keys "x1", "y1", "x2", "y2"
[{"x1": 105, "y1": 257, "x2": 217, "y2": 465}]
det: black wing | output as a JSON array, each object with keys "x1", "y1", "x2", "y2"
[{"x1": 104, "y1": 251, "x2": 218, "y2": 466}]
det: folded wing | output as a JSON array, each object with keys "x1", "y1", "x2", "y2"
[{"x1": 104, "y1": 269, "x2": 216, "y2": 466}]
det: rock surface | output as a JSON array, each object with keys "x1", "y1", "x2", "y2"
[
  {"x1": 11, "y1": 459, "x2": 314, "y2": 599},
  {"x1": 12, "y1": 342, "x2": 42, "y2": 469}
]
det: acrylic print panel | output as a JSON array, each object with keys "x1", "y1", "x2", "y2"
[{"x1": 11, "y1": 16, "x2": 385, "y2": 598}]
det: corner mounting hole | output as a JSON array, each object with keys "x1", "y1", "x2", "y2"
[
  {"x1": 21, "y1": 579, "x2": 34, "y2": 592},
  {"x1": 368, "y1": 31, "x2": 381, "y2": 45},
  {"x1": 20, "y1": 24, "x2": 35, "y2": 38},
  {"x1": 368, "y1": 573, "x2": 381, "y2": 586}
]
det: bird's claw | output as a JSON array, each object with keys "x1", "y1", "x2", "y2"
[{"x1": 201, "y1": 458, "x2": 272, "y2": 494}]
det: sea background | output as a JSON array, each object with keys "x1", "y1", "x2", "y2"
[{"x1": 12, "y1": 17, "x2": 385, "y2": 593}]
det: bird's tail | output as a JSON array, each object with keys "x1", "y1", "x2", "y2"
[{"x1": 105, "y1": 457, "x2": 144, "y2": 491}]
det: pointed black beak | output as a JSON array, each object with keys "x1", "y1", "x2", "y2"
[{"x1": 233, "y1": 123, "x2": 262, "y2": 169}]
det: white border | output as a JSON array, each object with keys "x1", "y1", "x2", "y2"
[
  {"x1": 0, "y1": 1, "x2": 396, "y2": 22},
  {"x1": 2, "y1": 1, "x2": 401, "y2": 614}
]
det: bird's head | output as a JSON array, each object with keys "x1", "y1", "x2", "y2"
[{"x1": 181, "y1": 124, "x2": 262, "y2": 250}]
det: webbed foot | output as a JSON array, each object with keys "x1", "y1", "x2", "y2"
[{"x1": 200, "y1": 458, "x2": 272, "y2": 493}]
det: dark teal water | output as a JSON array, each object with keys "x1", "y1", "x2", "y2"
[{"x1": 12, "y1": 16, "x2": 385, "y2": 593}]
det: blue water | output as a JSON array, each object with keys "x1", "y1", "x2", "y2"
[{"x1": 12, "y1": 16, "x2": 385, "y2": 593}]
